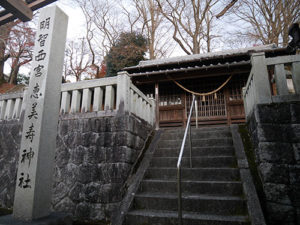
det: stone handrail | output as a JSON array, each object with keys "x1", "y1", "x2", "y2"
[
  {"x1": 0, "y1": 72, "x2": 156, "y2": 125},
  {"x1": 243, "y1": 52, "x2": 300, "y2": 118}
]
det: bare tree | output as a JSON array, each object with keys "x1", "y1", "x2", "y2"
[
  {"x1": 120, "y1": 2, "x2": 141, "y2": 33},
  {"x1": 74, "y1": 0, "x2": 126, "y2": 79},
  {"x1": 203, "y1": 6, "x2": 220, "y2": 52},
  {"x1": 216, "y1": 0, "x2": 238, "y2": 18},
  {"x1": 65, "y1": 38, "x2": 91, "y2": 81},
  {"x1": 156, "y1": 0, "x2": 218, "y2": 54},
  {"x1": 231, "y1": 0, "x2": 300, "y2": 46},
  {"x1": 131, "y1": 0, "x2": 173, "y2": 59},
  {"x1": 76, "y1": 0, "x2": 123, "y2": 55}
]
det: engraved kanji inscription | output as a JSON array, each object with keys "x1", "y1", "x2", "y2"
[
  {"x1": 38, "y1": 34, "x2": 48, "y2": 47},
  {"x1": 35, "y1": 50, "x2": 47, "y2": 61},
  {"x1": 40, "y1": 17, "x2": 50, "y2": 30},
  {"x1": 28, "y1": 102, "x2": 38, "y2": 120},
  {"x1": 25, "y1": 123, "x2": 35, "y2": 143},
  {"x1": 34, "y1": 65, "x2": 44, "y2": 77},
  {"x1": 30, "y1": 83, "x2": 42, "y2": 99},
  {"x1": 18, "y1": 173, "x2": 31, "y2": 189},
  {"x1": 21, "y1": 148, "x2": 35, "y2": 167}
]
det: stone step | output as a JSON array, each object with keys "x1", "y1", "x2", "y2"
[
  {"x1": 161, "y1": 130, "x2": 232, "y2": 140},
  {"x1": 139, "y1": 180, "x2": 243, "y2": 196},
  {"x1": 162, "y1": 126, "x2": 230, "y2": 134},
  {"x1": 125, "y1": 209, "x2": 250, "y2": 225},
  {"x1": 154, "y1": 146, "x2": 235, "y2": 157},
  {"x1": 150, "y1": 156, "x2": 237, "y2": 168},
  {"x1": 133, "y1": 193, "x2": 247, "y2": 215},
  {"x1": 158, "y1": 138, "x2": 233, "y2": 148},
  {"x1": 145, "y1": 168, "x2": 240, "y2": 181}
]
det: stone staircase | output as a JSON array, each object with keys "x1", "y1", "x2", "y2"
[{"x1": 124, "y1": 126, "x2": 252, "y2": 225}]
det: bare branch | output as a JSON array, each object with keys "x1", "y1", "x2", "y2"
[{"x1": 216, "y1": 0, "x2": 238, "y2": 18}]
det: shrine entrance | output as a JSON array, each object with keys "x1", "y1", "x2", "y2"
[{"x1": 157, "y1": 74, "x2": 247, "y2": 127}]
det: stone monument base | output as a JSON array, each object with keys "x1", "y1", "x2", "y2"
[{"x1": 0, "y1": 213, "x2": 72, "y2": 225}]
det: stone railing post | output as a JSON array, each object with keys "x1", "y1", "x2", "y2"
[
  {"x1": 70, "y1": 90, "x2": 81, "y2": 113},
  {"x1": 82, "y1": 88, "x2": 92, "y2": 112},
  {"x1": 116, "y1": 71, "x2": 131, "y2": 114},
  {"x1": 12, "y1": 97, "x2": 22, "y2": 119},
  {"x1": 292, "y1": 61, "x2": 300, "y2": 94},
  {"x1": 4, "y1": 99, "x2": 15, "y2": 120},
  {"x1": 0, "y1": 100, "x2": 7, "y2": 120},
  {"x1": 149, "y1": 98, "x2": 156, "y2": 127},
  {"x1": 250, "y1": 52, "x2": 272, "y2": 104},
  {"x1": 93, "y1": 87, "x2": 104, "y2": 111}
]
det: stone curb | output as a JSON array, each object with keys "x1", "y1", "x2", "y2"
[{"x1": 231, "y1": 124, "x2": 266, "y2": 225}]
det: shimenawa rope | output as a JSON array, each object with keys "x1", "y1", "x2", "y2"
[{"x1": 166, "y1": 74, "x2": 233, "y2": 99}]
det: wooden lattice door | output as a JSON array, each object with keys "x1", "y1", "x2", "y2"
[
  {"x1": 158, "y1": 82, "x2": 185, "y2": 127},
  {"x1": 225, "y1": 75, "x2": 247, "y2": 124}
]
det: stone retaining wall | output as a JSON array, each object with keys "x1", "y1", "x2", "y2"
[
  {"x1": 0, "y1": 114, "x2": 152, "y2": 222},
  {"x1": 247, "y1": 101, "x2": 300, "y2": 225}
]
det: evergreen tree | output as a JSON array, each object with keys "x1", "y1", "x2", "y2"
[{"x1": 106, "y1": 32, "x2": 147, "y2": 77}]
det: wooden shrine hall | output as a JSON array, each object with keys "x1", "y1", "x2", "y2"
[{"x1": 124, "y1": 44, "x2": 290, "y2": 127}]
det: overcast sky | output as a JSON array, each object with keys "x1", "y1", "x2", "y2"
[{"x1": 4, "y1": 0, "x2": 246, "y2": 78}]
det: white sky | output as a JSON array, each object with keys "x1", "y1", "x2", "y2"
[
  {"x1": 56, "y1": 0, "x2": 86, "y2": 40},
  {"x1": 4, "y1": 0, "x2": 244, "y2": 78}
]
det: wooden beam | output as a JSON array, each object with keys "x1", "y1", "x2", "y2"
[
  {"x1": 1, "y1": 0, "x2": 33, "y2": 22},
  {"x1": 132, "y1": 69, "x2": 251, "y2": 85},
  {"x1": 0, "y1": 0, "x2": 57, "y2": 26}
]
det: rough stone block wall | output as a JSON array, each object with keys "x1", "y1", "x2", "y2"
[
  {"x1": 0, "y1": 120, "x2": 22, "y2": 208},
  {"x1": 0, "y1": 114, "x2": 152, "y2": 222},
  {"x1": 248, "y1": 102, "x2": 300, "y2": 225}
]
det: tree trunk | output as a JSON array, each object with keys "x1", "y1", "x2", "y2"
[
  {"x1": 9, "y1": 64, "x2": 20, "y2": 85},
  {"x1": 0, "y1": 59, "x2": 6, "y2": 82},
  {"x1": 0, "y1": 22, "x2": 15, "y2": 81}
]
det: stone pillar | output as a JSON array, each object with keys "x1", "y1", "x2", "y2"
[
  {"x1": 274, "y1": 64, "x2": 289, "y2": 95},
  {"x1": 13, "y1": 5, "x2": 68, "y2": 221},
  {"x1": 116, "y1": 72, "x2": 131, "y2": 113},
  {"x1": 129, "y1": 89, "x2": 134, "y2": 114},
  {"x1": 250, "y1": 53, "x2": 272, "y2": 104},
  {"x1": 71, "y1": 90, "x2": 81, "y2": 113},
  {"x1": 60, "y1": 91, "x2": 71, "y2": 114},
  {"x1": 81, "y1": 88, "x2": 92, "y2": 112},
  {"x1": 155, "y1": 83, "x2": 159, "y2": 129},
  {"x1": 0, "y1": 100, "x2": 7, "y2": 120},
  {"x1": 12, "y1": 98, "x2": 22, "y2": 119},
  {"x1": 142, "y1": 100, "x2": 147, "y2": 121},
  {"x1": 105, "y1": 85, "x2": 115, "y2": 110},
  {"x1": 4, "y1": 99, "x2": 14, "y2": 120},
  {"x1": 93, "y1": 87, "x2": 104, "y2": 111},
  {"x1": 292, "y1": 62, "x2": 300, "y2": 94},
  {"x1": 132, "y1": 92, "x2": 138, "y2": 116},
  {"x1": 145, "y1": 102, "x2": 149, "y2": 124},
  {"x1": 150, "y1": 98, "x2": 156, "y2": 126}
]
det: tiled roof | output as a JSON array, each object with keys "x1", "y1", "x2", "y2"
[
  {"x1": 124, "y1": 44, "x2": 279, "y2": 71},
  {"x1": 123, "y1": 45, "x2": 289, "y2": 81}
]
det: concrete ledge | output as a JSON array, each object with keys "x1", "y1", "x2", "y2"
[
  {"x1": 271, "y1": 94, "x2": 300, "y2": 103},
  {"x1": 0, "y1": 213, "x2": 72, "y2": 225},
  {"x1": 59, "y1": 110, "x2": 117, "y2": 120},
  {"x1": 231, "y1": 125, "x2": 266, "y2": 225},
  {"x1": 0, "y1": 92, "x2": 24, "y2": 101}
]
